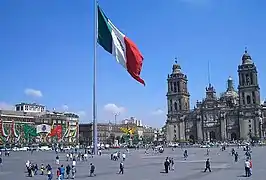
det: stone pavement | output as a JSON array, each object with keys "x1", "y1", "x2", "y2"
[{"x1": 0, "y1": 147, "x2": 265, "y2": 180}]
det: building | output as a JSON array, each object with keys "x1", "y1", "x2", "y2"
[
  {"x1": 79, "y1": 123, "x2": 126, "y2": 145},
  {"x1": 15, "y1": 103, "x2": 46, "y2": 113},
  {"x1": 0, "y1": 103, "x2": 79, "y2": 145},
  {"x1": 79, "y1": 122, "x2": 158, "y2": 145},
  {"x1": 165, "y1": 49, "x2": 266, "y2": 142},
  {"x1": 122, "y1": 117, "x2": 142, "y2": 127}
]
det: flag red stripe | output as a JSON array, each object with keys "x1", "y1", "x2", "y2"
[{"x1": 124, "y1": 37, "x2": 145, "y2": 86}]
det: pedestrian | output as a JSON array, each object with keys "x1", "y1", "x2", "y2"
[
  {"x1": 244, "y1": 159, "x2": 250, "y2": 177},
  {"x1": 56, "y1": 167, "x2": 61, "y2": 180},
  {"x1": 118, "y1": 161, "x2": 124, "y2": 174},
  {"x1": 0, "y1": 157, "x2": 2, "y2": 165},
  {"x1": 60, "y1": 165, "x2": 65, "y2": 179},
  {"x1": 56, "y1": 155, "x2": 60, "y2": 165},
  {"x1": 47, "y1": 169, "x2": 53, "y2": 180},
  {"x1": 171, "y1": 158, "x2": 174, "y2": 170},
  {"x1": 66, "y1": 164, "x2": 71, "y2": 179},
  {"x1": 122, "y1": 153, "x2": 126, "y2": 161},
  {"x1": 204, "y1": 158, "x2": 211, "y2": 172},
  {"x1": 164, "y1": 158, "x2": 170, "y2": 173},
  {"x1": 249, "y1": 159, "x2": 253, "y2": 176},
  {"x1": 89, "y1": 163, "x2": 96, "y2": 176},
  {"x1": 71, "y1": 165, "x2": 76, "y2": 179},
  {"x1": 40, "y1": 163, "x2": 45, "y2": 175},
  {"x1": 234, "y1": 152, "x2": 238, "y2": 162}
]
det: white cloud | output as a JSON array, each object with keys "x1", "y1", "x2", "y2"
[
  {"x1": 151, "y1": 109, "x2": 165, "y2": 116},
  {"x1": 24, "y1": 88, "x2": 43, "y2": 98},
  {"x1": 62, "y1": 105, "x2": 69, "y2": 111},
  {"x1": 104, "y1": 103, "x2": 126, "y2": 114},
  {"x1": 0, "y1": 102, "x2": 14, "y2": 110},
  {"x1": 77, "y1": 111, "x2": 86, "y2": 117}
]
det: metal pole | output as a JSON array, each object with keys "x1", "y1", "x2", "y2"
[{"x1": 92, "y1": 0, "x2": 98, "y2": 155}]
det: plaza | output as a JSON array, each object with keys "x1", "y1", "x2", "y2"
[{"x1": 0, "y1": 147, "x2": 265, "y2": 180}]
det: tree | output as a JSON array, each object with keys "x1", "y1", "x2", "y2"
[
  {"x1": 132, "y1": 134, "x2": 140, "y2": 144},
  {"x1": 142, "y1": 135, "x2": 153, "y2": 144}
]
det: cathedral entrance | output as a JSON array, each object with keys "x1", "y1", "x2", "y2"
[
  {"x1": 210, "y1": 131, "x2": 216, "y2": 141},
  {"x1": 231, "y1": 132, "x2": 237, "y2": 141}
]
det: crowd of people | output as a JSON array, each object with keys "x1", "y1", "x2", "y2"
[{"x1": 0, "y1": 143, "x2": 255, "y2": 179}]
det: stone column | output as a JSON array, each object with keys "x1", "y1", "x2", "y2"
[
  {"x1": 220, "y1": 112, "x2": 227, "y2": 141},
  {"x1": 179, "y1": 121, "x2": 185, "y2": 140},
  {"x1": 239, "y1": 116, "x2": 249, "y2": 140},
  {"x1": 196, "y1": 115, "x2": 203, "y2": 142}
]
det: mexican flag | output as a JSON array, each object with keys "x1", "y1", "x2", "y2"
[{"x1": 97, "y1": 5, "x2": 145, "y2": 85}]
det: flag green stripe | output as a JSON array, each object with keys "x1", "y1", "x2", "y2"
[{"x1": 98, "y1": 6, "x2": 113, "y2": 54}]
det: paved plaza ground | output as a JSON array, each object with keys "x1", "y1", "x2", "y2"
[{"x1": 0, "y1": 147, "x2": 264, "y2": 180}]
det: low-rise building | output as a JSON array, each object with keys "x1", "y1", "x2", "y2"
[{"x1": 0, "y1": 103, "x2": 79, "y2": 145}]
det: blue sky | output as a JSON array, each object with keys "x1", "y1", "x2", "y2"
[{"x1": 0, "y1": 0, "x2": 266, "y2": 127}]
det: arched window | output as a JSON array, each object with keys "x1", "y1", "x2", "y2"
[
  {"x1": 169, "y1": 100, "x2": 173, "y2": 111},
  {"x1": 174, "y1": 102, "x2": 178, "y2": 110},
  {"x1": 173, "y1": 82, "x2": 177, "y2": 92},
  {"x1": 247, "y1": 95, "x2": 251, "y2": 104},
  {"x1": 242, "y1": 92, "x2": 245, "y2": 105},
  {"x1": 252, "y1": 91, "x2": 256, "y2": 104},
  {"x1": 250, "y1": 73, "x2": 253, "y2": 85}
]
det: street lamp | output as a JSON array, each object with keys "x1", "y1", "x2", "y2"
[{"x1": 114, "y1": 112, "x2": 120, "y2": 125}]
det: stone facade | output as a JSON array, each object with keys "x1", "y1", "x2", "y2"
[{"x1": 166, "y1": 49, "x2": 266, "y2": 142}]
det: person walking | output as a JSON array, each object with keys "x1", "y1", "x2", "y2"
[
  {"x1": 71, "y1": 165, "x2": 76, "y2": 179},
  {"x1": 204, "y1": 158, "x2": 211, "y2": 172},
  {"x1": 118, "y1": 161, "x2": 124, "y2": 174},
  {"x1": 89, "y1": 163, "x2": 96, "y2": 177},
  {"x1": 66, "y1": 164, "x2": 71, "y2": 179}
]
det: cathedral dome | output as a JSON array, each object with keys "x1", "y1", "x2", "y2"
[{"x1": 222, "y1": 90, "x2": 238, "y2": 98}]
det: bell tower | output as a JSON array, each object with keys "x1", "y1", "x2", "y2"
[
  {"x1": 167, "y1": 58, "x2": 190, "y2": 114},
  {"x1": 238, "y1": 48, "x2": 260, "y2": 106},
  {"x1": 166, "y1": 58, "x2": 190, "y2": 142},
  {"x1": 238, "y1": 48, "x2": 261, "y2": 140}
]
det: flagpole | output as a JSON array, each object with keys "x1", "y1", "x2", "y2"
[{"x1": 92, "y1": 0, "x2": 98, "y2": 155}]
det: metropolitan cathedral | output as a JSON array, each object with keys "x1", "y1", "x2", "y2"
[{"x1": 165, "y1": 49, "x2": 266, "y2": 142}]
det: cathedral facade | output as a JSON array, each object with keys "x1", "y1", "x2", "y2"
[{"x1": 165, "y1": 50, "x2": 266, "y2": 142}]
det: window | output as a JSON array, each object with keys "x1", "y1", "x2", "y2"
[
  {"x1": 179, "y1": 99, "x2": 182, "y2": 110},
  {"x1": 252, "y1": 92, "x2": 256, "y2": 104},
  {"x1": 242, "y1": 92, "x2": 245, "y2": 105},
  {"x1": 174, "y1": 134, "x2": 177, "y2": 138},
  {"x1": 247, "y1": 95, "x2": 251, "y2": 104},
  {"x1": 249, "y1": 120, "x2": 251, "y2": 123},
  {"x1": 246, "y1": 74, "x2": 250, "y2": 85},
  {"x1": 249, "y1": 124, "x2": 251, "y2": 128},
  {"x1": 177, "y1": 82, "x2": 180, "y2": 92},
  {"x1": 174, "y1": 125, "x2": 176, "y2": 128},
  {"x1": 249, "y1": 129, "x2": 252, "y2": 133},
  {"x1": 173, "y1": 82, "x2": 177, "y2": 92},
  {"x1": 250, "y1": 73, "x2": 253, "y2": 85},
  {"x1": 241, "y1": 74, "x2": 245, "y2": 85},
  {"x1": 174, "y1": 130, "x2": 176, "y2": 133},
  {"x1": 170, "y1": 82, "x2": 173, "y2": 91},
  {"x1": 174, "y1": 102, "x2": 178, "y2": 110},
  {"x1": 16, "y1": 106, "x2": 20, "y2": 111},
  {"x1": 169, "y1": 100, "x2": 173, "y2": 111}
]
